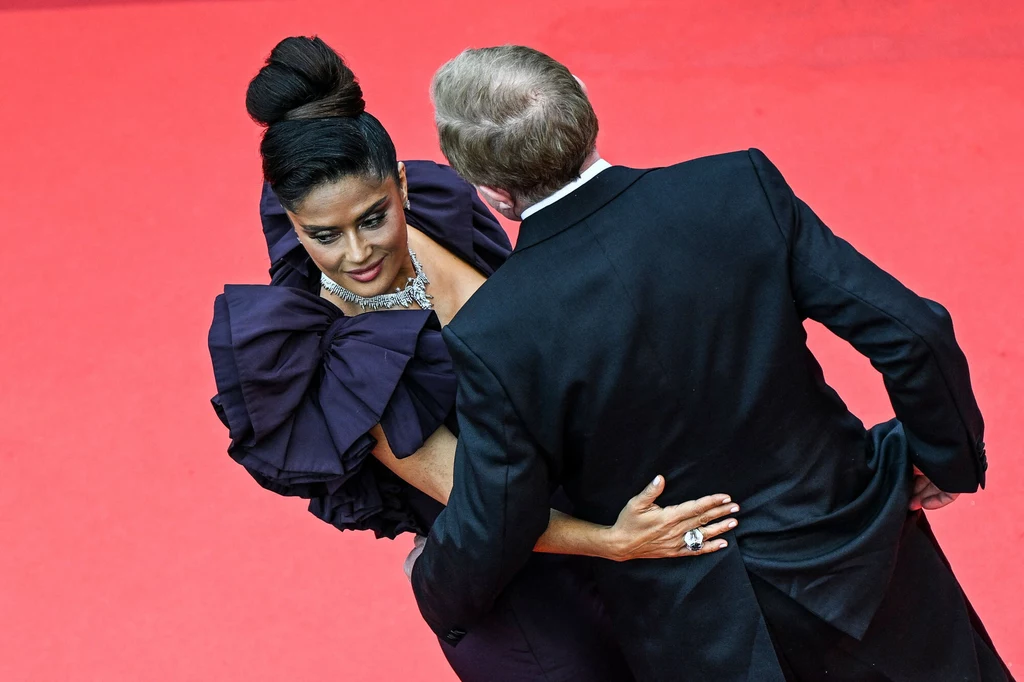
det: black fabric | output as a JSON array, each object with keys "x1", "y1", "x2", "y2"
[
  {"x1": 751, "y1": 513, "x2": 1014, "y2": 682},
  {"x1": 439, "y1": 554, "x2": 635, "y2": 682},
  {"x1": 412, "y1": 149, "x2": 994, "y2": 681}
]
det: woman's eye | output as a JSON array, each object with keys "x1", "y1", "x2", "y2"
[
  {"x1": 312, "y1": 232, "x2": 339, "y2": 244},
  {"x1": 361, "y1": 214, "x2": 386, "y2": 229}
]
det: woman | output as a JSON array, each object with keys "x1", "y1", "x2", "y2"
[{"x1": 209, "y1": 36, "x2": 739, "y2": 681}]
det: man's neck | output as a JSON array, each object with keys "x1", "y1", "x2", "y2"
[
  {"x1": 517, "y1": 149, "x2": 607, "y2": 220},
  {"x1": 577, "y1": 148, "x2": 602, "y2": 177}
]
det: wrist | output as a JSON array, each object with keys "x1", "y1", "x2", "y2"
[{"x1": 599, "y1": 524, "x2": 629, "y2": 562}]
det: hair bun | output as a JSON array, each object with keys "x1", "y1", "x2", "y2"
[{"x1": 246, "y1": 36, "x2": 365, "y2": 126}]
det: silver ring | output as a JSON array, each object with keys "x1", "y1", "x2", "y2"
[{"x1": 683, "y1": 528, "x2": 704, "y2": 552}]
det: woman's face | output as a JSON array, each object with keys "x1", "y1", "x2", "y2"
[{"x1": 288, "y1": 163, "x2": 410, "y2": 297}]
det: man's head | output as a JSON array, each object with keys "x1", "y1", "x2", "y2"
[{"x1": 431, "y1": 45, "x2": 599, "y2": 220}]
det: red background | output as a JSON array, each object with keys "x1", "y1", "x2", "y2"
[{"x1": 0, "y1": 1, "x2": 1020, "y2": 679}]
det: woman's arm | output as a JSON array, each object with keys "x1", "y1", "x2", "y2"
[
  {"x1": 370, "y1": 423, "x2": 457, "y2": 506},
  {"x1": 370, "y1": 425, "x2": 738, "y2": 561},
  {"x1": 536, "y1": 479, "x2": 737, "y2": 560}
]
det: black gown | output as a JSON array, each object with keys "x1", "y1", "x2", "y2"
[{"x1": 208, "y1": 161, "x2": 635, "y2": 681}]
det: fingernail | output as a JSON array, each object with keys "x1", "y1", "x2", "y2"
[
  {"x1": 718, "y1": 541, "x2": 728, "y2": 549},
  {"x1": 728, "y1": 520, "x2": 738, "y2": 528},
  {"x1": 721, "y1": 496, "x2": 731, "y2": 504},
  {"x1": 651, "y1": 475, "x2": 662, "y2": 486},
  {"x1": 730, "y1": 506, "x2": 739, "y2": 513}
]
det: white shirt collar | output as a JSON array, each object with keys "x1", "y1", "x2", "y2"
[{"x1": 520, "y1": 159, "x2": 612, "y2": 221}]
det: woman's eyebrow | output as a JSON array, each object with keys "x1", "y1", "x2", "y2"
[{"x1": 300, "y1": 197, "x2": 390, "y2": 231}]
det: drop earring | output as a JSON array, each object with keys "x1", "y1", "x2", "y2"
[{"x1": 404, "y1": 198, "x2": 411, "y2": 210}]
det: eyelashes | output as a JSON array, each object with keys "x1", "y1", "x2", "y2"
[
  {"x1": 307, "y1": 212, "x2": 388, "y2": 245},
  {"x1": 312, "y1": 232, "x2": 340, "y2": 245}
]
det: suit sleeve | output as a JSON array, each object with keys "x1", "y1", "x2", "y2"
[
  {"x1": 748, "y1": 148, "x2": 986, "y2": 492},
  {"x1": 411, "y1": 326, "x2": 552, "y2": 643}
]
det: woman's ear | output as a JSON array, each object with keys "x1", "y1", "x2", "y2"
[{"x1": 397, "y1": 162, "x2": 409, "y2": 207}]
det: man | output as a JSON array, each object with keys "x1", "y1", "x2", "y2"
[{"x1": 411, "y1": 45, "x2": 1012, "y2": 681}]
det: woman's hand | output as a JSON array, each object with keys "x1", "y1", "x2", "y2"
[{"x1": 604, "y1": 476, "x2": 738, "y2": 561}]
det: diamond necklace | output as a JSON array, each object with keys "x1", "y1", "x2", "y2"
[{"x1": 320, "y1": 248, "x2": 433, "y2": 311}]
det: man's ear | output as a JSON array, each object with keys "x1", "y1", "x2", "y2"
[{"x1": 477, "y1": 185, "x2": 522, "y2": 222}]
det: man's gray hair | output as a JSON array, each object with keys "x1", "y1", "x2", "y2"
[{"x1": 431, "y1": 45, "x2": 599, "y2": 204}]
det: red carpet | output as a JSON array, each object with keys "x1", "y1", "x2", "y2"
[{"x1": 0, "y1": 1, "x2": 1020, "y2": 680}]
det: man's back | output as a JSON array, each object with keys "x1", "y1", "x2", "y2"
[
  {"x1": 452, "y1": 150, "x2": 876, "y2": 522},
  {"x1": 441, "y1": 149, "x2": 985, "y2": 677}
]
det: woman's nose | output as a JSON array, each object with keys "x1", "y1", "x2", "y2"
[{"x1": 344, "y1": 233, "x2": 373, "y2": 264}]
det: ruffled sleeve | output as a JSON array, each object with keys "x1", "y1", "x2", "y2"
[
  {"x1": 258, "y1": 183, "x2": 317, "y2": 290},
  {"x1": 403, "y1": 160, "x2": 512, "y2": 276},
  {"x1": 208, "y1": 284, "x2": 456, "y2": 538}
]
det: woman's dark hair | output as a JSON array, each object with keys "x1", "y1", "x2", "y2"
[{"x1": 246, "y1": 36, "x2": 398, "y2": 211}]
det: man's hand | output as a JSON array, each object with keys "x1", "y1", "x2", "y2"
[{"x1": 909, "y1": 468, "x2": 960, "y2": 511}]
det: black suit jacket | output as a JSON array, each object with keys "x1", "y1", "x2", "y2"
[{"x1": 411, "y1": 150, "x2": 986, "y2": 680}]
